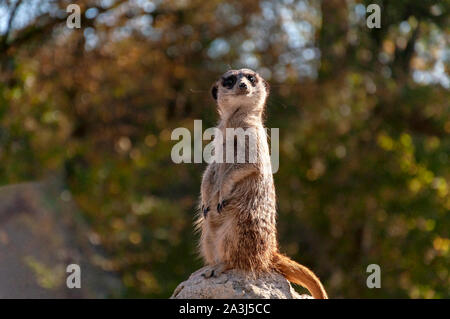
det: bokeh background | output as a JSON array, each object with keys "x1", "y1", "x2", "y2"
[{"x1": 0, "y1": 0, "x2": 448, "y2": 298}]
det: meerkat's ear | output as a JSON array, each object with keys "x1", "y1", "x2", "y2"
[{"x1": 211, "y1": 83, "x2": 218, "y2": 101}]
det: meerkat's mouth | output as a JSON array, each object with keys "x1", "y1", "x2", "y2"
[
  {"x1": 235, "y1": 86, "x2": 251, "y2": 96},
  {"x1": 235, "y1": 90, "x2": 250, "y2": 96}
]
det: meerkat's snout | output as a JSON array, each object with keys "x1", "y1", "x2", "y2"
[{"x1": 237, "y1": 80, "x2": 249, "y2": 94}]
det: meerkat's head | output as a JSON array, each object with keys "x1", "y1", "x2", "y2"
[{"x1": 211, "y1": 68, "x2": 269, "y2": 117}]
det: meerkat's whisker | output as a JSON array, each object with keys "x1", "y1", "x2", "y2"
[{"x1": 189, "y1": 88, "x2": 207, "y2": 93}]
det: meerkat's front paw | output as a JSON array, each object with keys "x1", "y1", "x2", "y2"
[
  {"x1": 201, "y1": 263, "x2": 227, "y2": 278},
  {"x1": 217, "y1": 199, "x2": 228, "y2": 213},
  {"x1": 201, "y1": 205, "x2": 210, "y2": 218}
]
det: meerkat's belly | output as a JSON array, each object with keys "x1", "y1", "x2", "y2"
[{"x1": 205, "y1": 174, "x2": 277, "y2": 264}]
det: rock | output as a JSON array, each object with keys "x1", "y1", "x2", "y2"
[{"x1": 171, "y1": 266, "x2": 313, "y2": 299}]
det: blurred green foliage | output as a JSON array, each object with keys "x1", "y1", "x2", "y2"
[{"x1": 0, "y1": 0, "x2": 448, "y2": 298}]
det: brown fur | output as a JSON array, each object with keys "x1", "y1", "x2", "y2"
[{"x1": 196, "y1": 69, "x2": 328, "y2": 299}]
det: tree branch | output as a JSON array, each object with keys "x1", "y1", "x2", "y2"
[{"x1": 0, "y1": 0, "x2": 23, "y2": 50}]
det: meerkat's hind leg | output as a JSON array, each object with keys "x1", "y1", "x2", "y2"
[{"x1": 201, "y1": 262, "x2": 227, "y2": 278}]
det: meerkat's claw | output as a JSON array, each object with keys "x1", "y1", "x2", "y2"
[
  {"x1": 201, "y1": 268, "x2": 215, "y2": 278},
  {"x1": 217, "y1": 200, "x2": 228, "y2": 213},
  {"x1": 203, "y1": 206, "x2": 210, "y2": 218},
  {"x1": 202, "y1": 264, "x2": 226, "y2": 278}
]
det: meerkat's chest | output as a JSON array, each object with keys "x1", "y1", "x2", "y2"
[{"x1": 213, "y1": 125, "x2": 267, "y2": 161}]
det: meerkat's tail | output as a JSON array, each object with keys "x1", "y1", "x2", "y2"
[{"x1": 273, "y1": 252, "x2": 328, "y2": 299}]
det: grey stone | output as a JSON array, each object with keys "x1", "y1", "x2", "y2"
[{"x1": 171, "y1": 266, "x2": 313, "y2": 299}]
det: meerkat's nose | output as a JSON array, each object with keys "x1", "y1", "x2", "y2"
[{"x1": 239, "y1": 82, "x2": 247, "y2": 90}]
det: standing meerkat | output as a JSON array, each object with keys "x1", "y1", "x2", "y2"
[{"x1": 196, "y1": 68, "x2": 328, "y2": 299}]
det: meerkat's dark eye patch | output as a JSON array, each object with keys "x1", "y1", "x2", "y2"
[
  {"x1": 222, "y1": 75, "x2": 236, "y2": 89},
  {"x1": 245, "y1": 74, "x2": 257, "y2": 86}
]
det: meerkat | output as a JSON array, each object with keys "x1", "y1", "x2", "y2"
[{"x1": 195, "y1": 68, "x2": 328, "y2": 299}]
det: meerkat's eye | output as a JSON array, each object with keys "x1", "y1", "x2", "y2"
[
  {"x1": 222, "y1": 75, "x2": 236, "y2": 88},
  {"x1": 246, "y1": 74, "x2": 256, "y2": 84}
]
